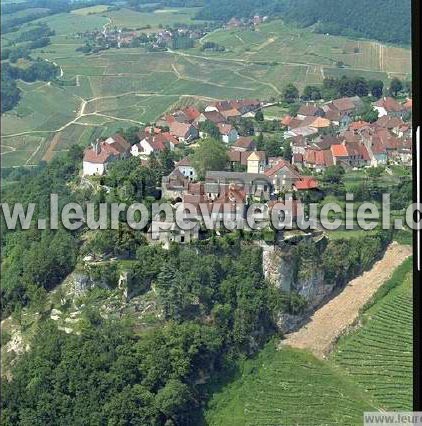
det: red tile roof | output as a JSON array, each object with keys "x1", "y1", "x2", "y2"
[
  {"x1": 294, "y1": 177, "x2": 318, "y2": 190},
  {"x1": 169, "y1": 122, "x2": 193, "y2": 138},
  {"x1": 217, "y1": 122, "x2": 234, "y2": 136},
  {"x1": 233, "y1": 136, "x2": 255, "y2": 149},
  {"x1": 331, "y1": 144, "x2": 349, "y2": 157},
  {"x1": 281, "y1": 115, "x2": 293, "y2": 126},
  {"x1": 403, "y1": 98, "x2": 412, "y2": 110},
  {"x1": 105, "y1": 134, "x2": 130, "y2": 154},
  {"x1": 349, "y1": 120, "x2": 369, "y2": 131},
  {"x1": 182, "y1": 106, "x2": 201, "y2": 122},
  {"x1": 264, "y1": 160, "x2": 301, "y2": 178},
  {"x1": 176, "y1": 156, "x2": 192, "y2": 167},
  {"x1": 83, "y1": 141, "x2": 120, "y2": 164},
  {"x1": 203, "y1": 111, "x2": 226, "y2": 124},
  {"x1": 374, "y1": 97, "x2": 404, "y2": 112}
]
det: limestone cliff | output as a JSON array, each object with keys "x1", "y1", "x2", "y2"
[{"x1": 260, "y1": 234, "x2": 336, "y2": 333}]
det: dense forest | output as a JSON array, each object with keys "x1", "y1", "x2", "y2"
[
  {"x1": 196, "y1": 0, "x2": 286, "y2": 20},
  {"x1": 196, "y1": 0, "x2": 410, "y2": 45},
  {"x1": 283, "y1": 0, "x2": 411, "y2": 45}
]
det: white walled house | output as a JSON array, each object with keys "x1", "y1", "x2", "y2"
[
  {"x1": 217, "y1": 123, "x2": 238, "y2": 144},
  {"x1": 131, "y1": 143, "x2": 144, "y2": 157},
  {"x1": 174, "y1": 157, "x2": 197, "y2": 180},
  {"x1": 373, "y1": 97, "x2": 406, "y2": 118},
  {"x1": 82, "y1": 135, "x2": 130, "y2": 176},
  {"x1": 83, "y1": 142, "x2": 120, "y2": 176}
]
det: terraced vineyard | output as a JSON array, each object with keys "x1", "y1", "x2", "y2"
[
  {"x1": 205, "y1": 258, "x2": 412, "y2": 425},
  {"x1": 332, "y1": 258, "x2": 413, "y2": 410}
]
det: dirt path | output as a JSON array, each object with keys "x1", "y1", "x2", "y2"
[
  {"x1": 282, "y1": 242, "x2": 412, "y2": 359},
  {"x1": 42, "y1": 132, "x2": 61, "y2": 161}
]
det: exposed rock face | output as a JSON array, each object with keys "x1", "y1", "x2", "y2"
[
  {"x1": 73, "y1": 272, "x2": 92, "y2": 296},
  {"x1": 260, "y1": 235, "x2": 336, "y2": 333}
]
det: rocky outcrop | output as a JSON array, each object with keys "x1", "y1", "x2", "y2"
[{"x1": 260, "y1": 234, "x2": 336, "y2": 333}]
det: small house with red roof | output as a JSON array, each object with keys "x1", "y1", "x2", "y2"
[
  {"x1": 169, "y1": 121, "x2": 199, "y2": 143},
  {"x1": 217, "y1": 123, "x2": 239, "y2": 143},
  {"x1": 373, "y1": 97, "x2": 406, "y2": 118},
  {"x1": 83, "y1": 135, "x2": 130, "y2": 176}
]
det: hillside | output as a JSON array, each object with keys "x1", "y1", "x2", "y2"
[
  {"x1": 197, "y1": 0, "x2": 411, "y2": 45},
  {"x1": 284, "y1": 0, "x2": 411, "y2": 45},
  {"x1": 1, "y1": 11, "x2": 410, "y2": 168},
  {"x1": 204, "y1": 257, "x2": 413, "y2": 424}
]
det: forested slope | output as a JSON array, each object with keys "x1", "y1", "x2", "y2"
[{"x1": 197, "y1": 0, "x2": 411, "y2": 45}]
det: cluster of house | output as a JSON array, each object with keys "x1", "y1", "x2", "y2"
[
  {"x1": 154, "y1": 145, "x2": 318, "y2": 246},
  {"x1": 154, "y1": 28, "x2": 206, "y2": 48},
  {"x1": 82, "y1": 98, "x2": 263, "y2": 176},
  {"x1": 225, "y1": 15, "x2": 269, "y2": 29},
  {"x1": 284, "y1": 96, "x2": 412, "y2": 171}
]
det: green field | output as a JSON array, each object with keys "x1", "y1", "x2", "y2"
[
  {"x1": 205, "y1": 344, "x2": 377, "y2": 425},
  {"x1": 70, "y1": 5, "x2": 111, "y2": 16},
  {"x1": 205, "y1": 258, "x2": 412, "y2": 425},
  {"x1": 1, "y1": 12, "x2": 411, "y2": 168}
]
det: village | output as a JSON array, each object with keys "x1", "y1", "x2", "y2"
[{"x1": 82, "y1": 92, "x2": 412, "y2": 246}]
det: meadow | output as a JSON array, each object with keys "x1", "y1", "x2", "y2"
[
  {"x1": 1, "y1": 10, "x2": 411, "y2": 168},
  {"x1": 204, "y1": 257, "x2": 413, "y2": 424}
]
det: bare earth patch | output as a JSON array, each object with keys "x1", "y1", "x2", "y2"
[{"x1": 282, "y1": 242, "x2": 412, "y2": 359}]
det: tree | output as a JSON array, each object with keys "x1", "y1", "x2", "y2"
[
  {"x1": 362, "y1": 108, "x2": 379, "y2": 123},
  {"x1": 353, "y1": 77, "x2": 369, "y2": 97},
  {"x1": 191, "y1": 138, "x2": 228, "y2": 179},
  {"x1": 156, "y1": 379, "x2": 192, "y2": 422},
  {"x1": 302, "y1": 85, "x2": 322, "y2": 101},
  {"x1": 323, "y1": 165, "x2": 345, "y2": 185},
  {"x1": 282, "y1": 140, "x2": 293, "y2": 162},
  {"x1": 122, "y1": 126, "x2": 141, "y2": 145},
  {"x1": 255, "y1": 132, "x2": 264, "y2": 150},
  {"x1": 255, "y1": 110, "x2": 264, "y2": 122},
  {"x1": 368, "y1": 80, "x2": 384, "y2": 98},
  {"x1": 389, "y1": 78, "x2": 403, "y2": 97},
  {"x1": 235, "y1": 118, "x2": 255, "y2": 136},
  {"x1": 264, "y1": 138, "x2": 283, "y2": 157},
  {"x1": 199, "y1": 120, "x2": 220, "y2": 140},
  {"x1": 282, "y1": 83, "x2": 299, "y2": 103},
  {"x1": 158, "y1": 148, "x2": 175, "y2": 177}
]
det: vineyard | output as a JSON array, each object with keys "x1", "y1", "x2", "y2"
[
  {"x1": 332, "y1": 258, "x2": 413, "y2": 410},
  {"x1": 205, "y1": 258, "x2": 413, "y2": 425},
  {"x1": 205, "y1": 345, "x2": 376, "y2": 425}
]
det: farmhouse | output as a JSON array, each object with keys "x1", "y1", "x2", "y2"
[
  {"x1": 133, "y1": 132, "x2": 179, "y2": 157},
  {"x1": 205, "y1": 171, "x2": 273, "y2": 201},
  {"x1": 296, "y1": 104, "x2": 325, "y2": 120}
]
